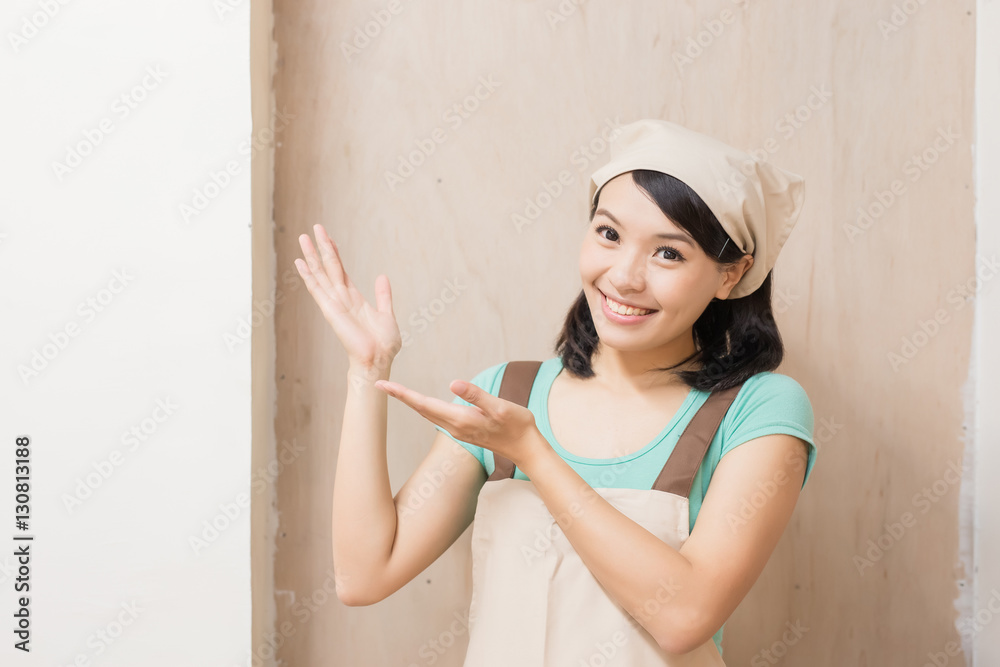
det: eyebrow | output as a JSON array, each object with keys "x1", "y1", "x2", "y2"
[{"x1": 594, "y1": 208, "x2": 695, "y2": 245}]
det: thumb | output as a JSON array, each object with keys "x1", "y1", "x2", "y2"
[
  {"x1": 375, "y1": 274, "x2": 395, "y2": 317},
  {"x1": 451, "y1": 380, "x2": 497, "y2": 412}
]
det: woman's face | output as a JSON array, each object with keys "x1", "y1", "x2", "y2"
[{"x1": 579, "y1": 172, "x2": 746, "y2": 354}]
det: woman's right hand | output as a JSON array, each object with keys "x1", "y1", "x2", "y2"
[{"x1": 295, "y1": 224, "x2": 402, "y2": 372}]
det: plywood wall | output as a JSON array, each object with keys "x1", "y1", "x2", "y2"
[{"x1": 269, "y1": 1, "x2": 976, "y2": 664}]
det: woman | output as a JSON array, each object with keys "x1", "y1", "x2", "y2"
[{"x1": 294, "y1": 119, "x2": 816, "y2": 666}]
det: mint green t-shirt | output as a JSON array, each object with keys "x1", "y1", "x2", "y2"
[{"x1": 435, "y1": 356, "x2": 817, "y2": 656}]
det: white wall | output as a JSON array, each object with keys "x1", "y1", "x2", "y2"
[{"x1": 0, "y1": 1, "x2": 253, "y2": 665}]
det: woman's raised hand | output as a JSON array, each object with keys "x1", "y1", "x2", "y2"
[{"x1": 295, "y1": 224, "x2": 401, "y2": 371}]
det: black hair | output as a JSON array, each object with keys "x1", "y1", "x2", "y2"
[{"x1": 553, "y1": 169, "x2": 783, "y2": 392}]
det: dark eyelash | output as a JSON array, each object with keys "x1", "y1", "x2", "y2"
[
  {"x1": 655, "y1": 244, "x2": 685, "y2": 261},
  {"x1": 595, "y1": 224, "x2": 685, "y2": 261}
]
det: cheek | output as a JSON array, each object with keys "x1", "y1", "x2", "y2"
[
  {"x1": 684, "y1": 268, "x2": 721, "y2": 303},
  {"x1": 578, "y1": 243, "x2": 602, "y2": 278},
  {"x1": 648, "y1": 272, "x2": 709, "y2": 313},
  {"x1": 682, "y1": 279, "x2": 719, "y2": 320}
]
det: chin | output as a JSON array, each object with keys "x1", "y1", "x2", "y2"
[{"x1": 595, "y1": 327, "x2": 652, "y2": 344}]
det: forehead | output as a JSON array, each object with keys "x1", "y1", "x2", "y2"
[
  {"x1": 595, "y1": 174, "x2": 688, "y2": 235},
  {"x1": 599, "y1": 173, "x2": 665, "y2": 213}
]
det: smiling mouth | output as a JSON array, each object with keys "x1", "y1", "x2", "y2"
[{"x1": 599, "y1": 289, "x2": 657, "y2": 316}]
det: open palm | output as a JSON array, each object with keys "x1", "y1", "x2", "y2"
[{"x1": 294, "y1": 224, "x2": 401, "y2": 369}]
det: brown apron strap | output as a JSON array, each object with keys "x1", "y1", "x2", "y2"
[
  {"x1": 651, "y1": 382, "x2": 745, "y2": 498},
  {"x1": 486, "y1": 360, "x2": 543, "y2": 482}
]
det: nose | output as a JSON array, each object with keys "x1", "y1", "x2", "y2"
[{"x1": 608, "y1": 249, "x2": 647, "y2": 294}]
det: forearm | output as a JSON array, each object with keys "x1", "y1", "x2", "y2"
[
  {"x1": 519, "y1": 439, "x2": 705, "y2": 653},
  {"x1": 331, "y1": 362, "x2": 398, "y2": 603}
]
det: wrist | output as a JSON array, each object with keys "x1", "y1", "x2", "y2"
[
  {"x1": 518, "y1": 430, "x2": 557, "y2": 477},
  {"x1": 346, "y1": 360, "x2": 392, "y2": 390}
]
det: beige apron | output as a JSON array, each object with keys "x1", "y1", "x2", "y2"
[{"x1": 463, "y1": 361, "x2": 744, "y2": 667}]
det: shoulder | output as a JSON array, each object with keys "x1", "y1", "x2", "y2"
[
  {"x1": 718, "y1": 371, "x2": 817, "y2": 486},
  {"x1": 727, "y1": 372, "x2": 814, "y2": 430},
  {"x1": 738, "y1": 370, "x2": 810, "y2": 396}
]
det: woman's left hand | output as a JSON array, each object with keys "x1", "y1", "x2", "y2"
[{"x1": 374, "y1": 378, "x2": 548, "y2": 470}]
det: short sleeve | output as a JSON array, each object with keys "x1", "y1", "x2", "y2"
[
  {"x1": 434, "y1": 362, "x2": 507, "y2": 472},
  {"x1": 719, "y1": 372, "x2": 817, "y2": 488}
]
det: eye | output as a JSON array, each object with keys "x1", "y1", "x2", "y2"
[
  {"x1": 595, "y1": 224, "x2": 619, "y2": 243},
  {"x1": 654, "y1": 245, "x2": 685, "y2": 262},
  {"x1": 595, "y1": 224, "x2": 685, "y2": 262}
]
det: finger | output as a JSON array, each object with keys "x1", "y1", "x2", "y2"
[
  {"x1": 321, "y1": 229, "x2": 370, "y2": 311},
  {"x1": 375, "y1": 380, "x2": 476, "y2": 429},
  {"x1": 315, "y1": 224, "x2": 357, "y2": 291},
  {"x1": 294, "y1": 256, "x2": 349, "y2": 319},
  {"x1": 312, "y1": 224, "x2": 355, "y2": 305},
  {"x1": 297, "y1": 232, "x2": 332, "y2": 292},
  {"x1": 449, "y1": 379, "x2": 504, "y2": 417},
  {"x1": 299, "y1": 228, "x2": 346, "y2": 305}
]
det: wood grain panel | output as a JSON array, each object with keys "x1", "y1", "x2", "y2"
[{"x1": 270, "y1": 1, "x2": 975, "y2": 664}]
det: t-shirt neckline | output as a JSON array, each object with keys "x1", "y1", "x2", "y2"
[{"x1": 535, "y1": 357, "x2": 701, "y2": 466}]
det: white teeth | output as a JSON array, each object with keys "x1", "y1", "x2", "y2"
[{"x1": 605, "y1": 294, "x2": 652, "y2": 316}]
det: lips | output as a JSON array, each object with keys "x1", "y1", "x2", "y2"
[{"x1": 599, "y1": 289, "x2": 657, "y2": 314}]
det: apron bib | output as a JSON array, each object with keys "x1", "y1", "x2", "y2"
[{"x1": 462, "y1": 361, "x2": 743, "y2": 667}]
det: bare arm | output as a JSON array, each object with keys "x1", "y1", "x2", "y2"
[
  {"x1": 294, "y1": 224, "x2": 486, "y2": 606},
  {"x1": 519, "y1": 432, "x2": 809, "y2": 654},
  {"x1": 334, "y1": 362, "x2": 487, "y2": 605},
  {"x1": 329, "y1": 361, "x2": 396, "y2": 605}
]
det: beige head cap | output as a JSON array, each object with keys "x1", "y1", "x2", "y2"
[{"x1": 589, "y1": 119, "x2": 805, "y2": 299}]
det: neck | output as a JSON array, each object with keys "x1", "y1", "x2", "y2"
[{"x1": 590, "y1": 337, "x2": 700, "y2": 394}]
